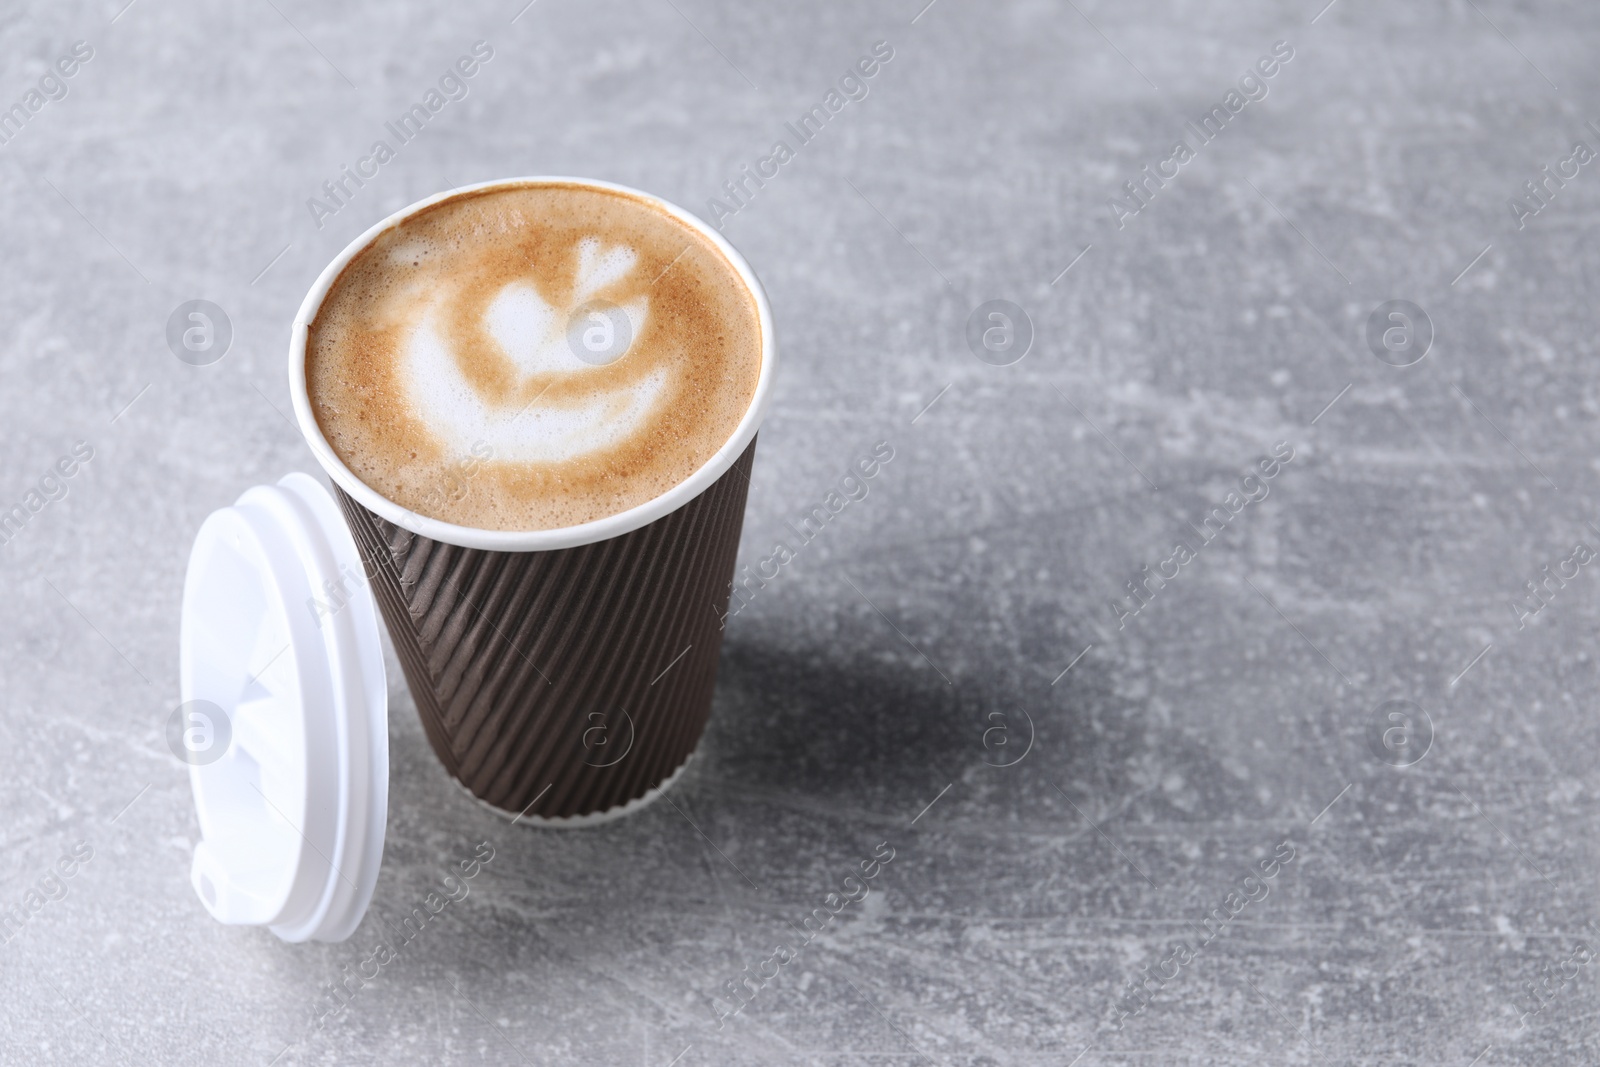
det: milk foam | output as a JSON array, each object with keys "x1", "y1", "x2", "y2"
[
  {"x1": 406, "y1": 303, "x2": 666, "y2": 464},
  {"x1": 405, "y1": 235, "x2": 658, "y2": 464},
  {"x1": 304, "y1": 182, "x2": 762, "y2": 531}
]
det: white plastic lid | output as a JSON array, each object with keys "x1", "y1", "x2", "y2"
[{"x1": 178, "y1": 472, "x2": 388, "y2": 943}]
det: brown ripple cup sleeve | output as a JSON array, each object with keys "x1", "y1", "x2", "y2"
[{"x1": 334, "y1": 441, "x2": 754, "y2": 821}]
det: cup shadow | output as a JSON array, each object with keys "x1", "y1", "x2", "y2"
[{"x1": 696, "y1": 624, "x2": 1265, "y2": 831}]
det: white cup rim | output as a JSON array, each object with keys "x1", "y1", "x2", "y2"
[{"x1": 288, "y1": 176, "x2": 776, "y2": 552}]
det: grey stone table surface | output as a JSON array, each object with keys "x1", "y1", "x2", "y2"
[{"x1": 1, "y1": 0, "x2": 1597, "y2": 1063}]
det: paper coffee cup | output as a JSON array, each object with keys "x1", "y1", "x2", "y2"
[{"x1": 287, "y1": 178, "x2": 776, "y2": 824}]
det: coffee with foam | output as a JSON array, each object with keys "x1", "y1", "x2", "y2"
[{"x1": 305, "y1": 182, "x2": 762, "y2": 531}]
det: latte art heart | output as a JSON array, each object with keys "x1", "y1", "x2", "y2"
[
  {"x1": 405, "y1": 239, "x2": 659, "y2": 464},
  {"x1": 407, "y1": 303, "x2": 668, "y2": 464},
  {"x1": 305, "y1": 182, "x2": 761, "y2": 531}
]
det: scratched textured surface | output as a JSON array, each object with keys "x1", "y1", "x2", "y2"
[{"x1": 1, "y1": 0, "x2": 1597, "y2": 1063}]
